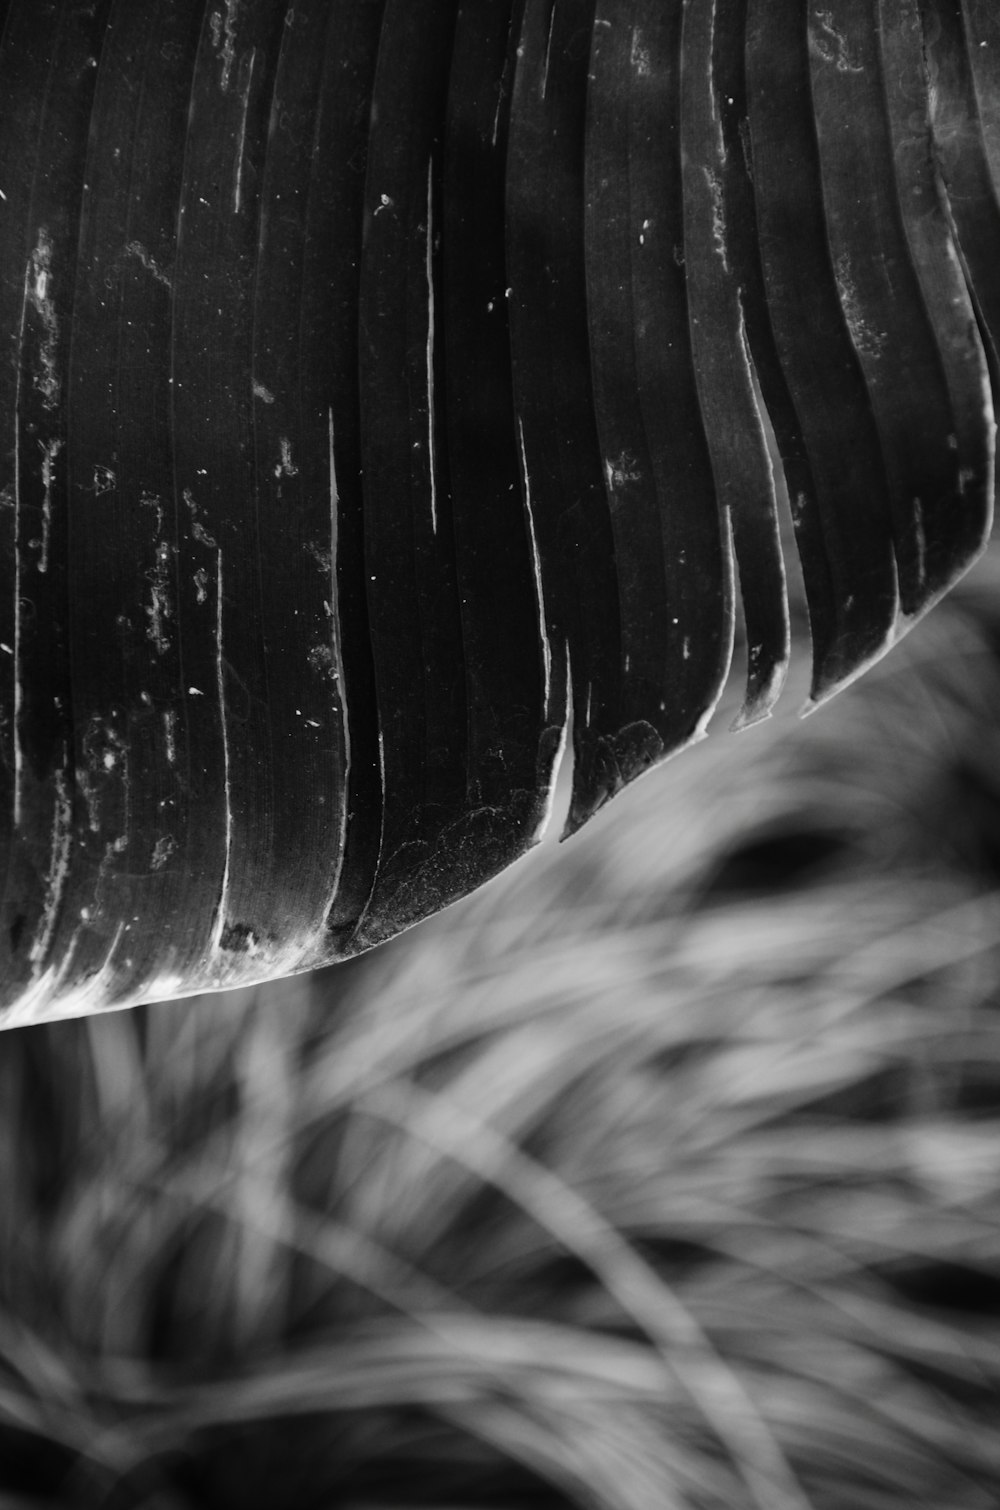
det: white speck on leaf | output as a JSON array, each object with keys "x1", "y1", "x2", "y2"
[
  {"x1": 125, "y1": 241, "x2": 172, "y2": 290},
  {"x1": 146, "y1": 541, "x2": 174, "y2": 654},
  {"x1": 604, "y1": 453, "x2": 642, "y2": 493},
  {"x1": 810, "y1": 10, "x2": 863, "y2": 72},
  {"x1": 210, "y1": 0, "x2": 238, "y2": 91},
  {"x1": 184, "y1": 487, "x2": 218, "y2": 548},
  {"x1": 630, "y1": 28, "x2": 652, "y2": 77},
  {"x1": 163, "y1": 709, "x2": 177, "y2": 764},
  {"x1": 834, "y1": 252, "x2": 886, "y2": 359},
  {"x1": 274, "y1": 437, "x2": 298, "y2": 479},
  {"x1": 92, "y1": 464, "x2": 116, "y2": 496},
  {"x1": 151, "y1": 835, "x2": 176, "y2": 871},
  {"x1": 140, "y1": 491, "x2": 164, "y2": 534}
]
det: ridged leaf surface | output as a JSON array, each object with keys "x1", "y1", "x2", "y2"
[{"x1": 0, "y1": 0, "x2": 993, "y2": 1022}]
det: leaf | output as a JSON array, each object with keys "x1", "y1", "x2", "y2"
[{"x1": 0, "y1": 0, "x2": 993, "y2": 1023}]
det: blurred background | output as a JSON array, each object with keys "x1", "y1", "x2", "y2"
[{"x1": 2, "y1": 550, "x2": 1000, "y2": 1509}]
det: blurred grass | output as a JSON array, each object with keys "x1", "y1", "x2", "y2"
[{"x1": 2, "y1": 556, "x2": 1000, "y2": 1506}]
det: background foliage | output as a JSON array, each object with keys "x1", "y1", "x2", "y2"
[{"x1": 1, "y1": 554, "x2": 1000, "y2": 1508}]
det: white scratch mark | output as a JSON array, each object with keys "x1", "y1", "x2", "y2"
[
  {"x1": 28, "y1": 229, "x2": 60, "y2": 409},
  {"x1": 328, "y1": 409, "x2": 348, "y2": 712},
  {"x1": 943, "y1": 228, "x2": 994, "y2": 442},
  {"x1": 29, "y1": 763, "x2": 72, "y2": 971},
  {"x1": 319, "y1": 406, "x2": 352, "y2": 922},
  {"x1": 233, "y1": 49, "x2": 256, "y2": 213},
  {"x1": 376, "y1": 726, "x2": 386, "y2": 803},
  {"x1": 92, "y1": 464, "x2": 116, "y2": 495},
  {"x1": 38, "y1": 437, "x2": 62, "y2": 574},
  {"x1": 194, "y1": 565, "x2": 209, "y2": 604},
  {"x1": 211, "y1": 551, "x2": 232, "y2": 952},
  {"x1": 252, "y1": 380, "x2": 274, "y2": 404},
  {"x1": 703, "y1": 168, "x2": 729, "y2": 272},
  {"x1": 708, "y1": 0, "x2": 721, "y2": 122},
  {"x1": 913, "y1": 497, "x2": 926, "y2": 590},
  {"x1": 533, "y1": 641, "x2": 571, "y2": 843},
  {"x1": 12, "y1": 255, "x2": 29, "y2": 829},
  {"x1": 541, "y1": 5, "x2": 557, "y2": 99},
  {"x1": 124, "y1": 240, "x2": 172, "y2": 290},
  {"x1": 374, "y1": 193, "x2": 393, "y2": 216},
  {"x1": 425, "y1": 157, "x2": 438, "y2": 536},
  {"x1": 518, "y1": 417, "x2": 552, "y2": 715},
  {"x1": 2, "y1": 921, "x2": 129, "y2": 1027}
]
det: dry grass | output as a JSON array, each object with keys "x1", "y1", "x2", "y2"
[{"x1": 2, "y1": 558, "x2": 1000, "y2": 1508}]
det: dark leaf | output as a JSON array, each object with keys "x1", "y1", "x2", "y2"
[{"x1": 0, "y1": 0, "x2": 993, "y2": 1021}]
